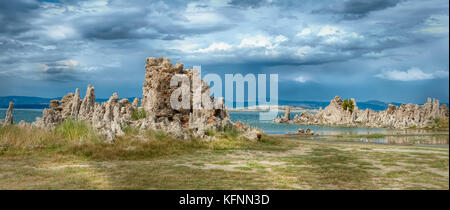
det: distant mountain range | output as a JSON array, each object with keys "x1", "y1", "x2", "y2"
[
  {"x1": 3, "y1": 96, "x2": 447, "y2": 111},
  {"x1": 0, "y1": 96, "x2": 136, "y2": 109}
]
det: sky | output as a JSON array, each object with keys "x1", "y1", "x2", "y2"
[{"x1": 0, "y1": 0, "x2": 448, "y2": 104}]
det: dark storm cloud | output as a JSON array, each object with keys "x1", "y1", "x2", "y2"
[
  {"x1": 78, "y1": 17, "x2": 162, "y2": 40},
  {"x1": 0, "y1": 0, "x2": 40, "y2": 35},
  {"x1": 80, "y1": 18, "x2": 235, "y2": 41},
  {"x1": 316, "y1": 0, "x2": 402, "y2": 19},
  {"x1": 54, "y1": 0, "x2": 237, "y2": 41},
  {"x1": 0, "y1": 0, "x2": 448, "y2": 103},
  {"x1": 228, "y1": 0, "x2": 268, "y2": 9},
  {"x1": 71, "y1": 4, "x2": 176, "y2": 40},
  {"x1": 342, "y1": 0, "x2": 401, "y2": 17}
]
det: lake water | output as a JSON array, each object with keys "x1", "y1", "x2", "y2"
[
  {"x1": 0, "y1": 109, "x2": 43, "y2": 124},
  {"x1": 0, "y1": 109, "x2": 393, "y2": 135},
  {"x1": 228, "y1": 111, "x2": 444, "y2": 135},
  {"x1": 1, "y1": 109, "x2": 448, "y2": 145},
  {"x1": 230, "y1": 111, "x2": 394, "y2": 135}
]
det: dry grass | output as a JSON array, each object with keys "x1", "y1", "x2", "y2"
[
  {"x1": 435, "y1": 117, "x2": 449, "y2": 129},
  {"x1": 0, "y1": 120, "x2": 288, "y2": 161},
  {"x1": 0, "y1": 122, "x2": 448, "y2": 190}
]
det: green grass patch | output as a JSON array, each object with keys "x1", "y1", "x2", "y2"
[
  {"x1": 145, "y1": 129, "x2": 169, "y2": 140},
  {"x1": 192, "y1": 162, "x2": 205, "y2": 166},
  {"x1": 218, "y1": 126, "x2": 240, "y2": 139},
  {"x1": 359, "y1": 134, "x2": 386, "y2": 139},
  {"x1": 213, "y1": 161, "x2": 234, "y2": 165},
  {"x1": 234, "y1": 166, "x2": 252, "y2": 171},
  {"x1": 121, "y1": 125, "x2": 140, "y2": 135},
  {"x1": 131, "y1": 109, "x2": 147, "y2": 120},
  {"x1": 247, "y1": 162, "x2": 266, "y2": 169},
  {"x1": 205, "y1": 128, "x2": 216, "y2": 137},
  {"x1": 54, "y1": 118, "x2": 101, "y2": 142}
]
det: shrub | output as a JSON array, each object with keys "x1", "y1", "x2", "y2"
[
  {"x1": 342, "y1": 98, "x2": 354, "y2": 113},
  {"x1": 348, "y1": 101, "x2": 354, "y2": 113},
  {"x1": 54, "y1": 118, "x2": 101, "y2": 142},
  {"x1": 343, "y1": 99, "x2": 349, "y2": 111},
  {"x1": 145, "y1": 129, "x2": 169, "y2": 140},
  {"x1": 220, "y1": 126, "x2": 240, "y2": 140},
  {"x1": 433, "y1": 118, "x2": 449, "y2": 128},
  {"x1": 121, "y1": 124, "x2": 140, "y2": 135},
  {"x1": 131, "y1": 109, "x2": 147, "y2": 121},
  {"x1": 205, "y1": 128, "x2": 216, "y2": 137}
]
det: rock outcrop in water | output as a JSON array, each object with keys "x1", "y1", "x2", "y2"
[
  {"x1": 32, "y1": 57, "x2": 235, "y2": 141},
  {"x1": 274, "y1": 96, "x2": 449, "y2": 129},
  {"x1": 295, "y1": 128, "x2": 315, "y2": 135}
]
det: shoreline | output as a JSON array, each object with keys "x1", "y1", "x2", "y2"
[
  {"x1": 275, "y1": 121, "x2": 450, "y2": 131},
  {"x1": 227, "y1": 105, "x2": 318, "y2": 113},
  {"x1": 0, "y1": 108, "x2": 44, "y2": 111},
  {"x1": 270, "y1": 132, "x2": 450, "y2": 137}
]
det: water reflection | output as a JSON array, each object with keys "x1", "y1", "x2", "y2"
[
  {"x1": 2, "y1": 109, "x2": 448, "y2": 145},
  {"x1": 310, "y1": 135, "x2": 449, "y2": 145},
  {"x1": 360, "y1": 135, "x2": 449, "y2": 145}
]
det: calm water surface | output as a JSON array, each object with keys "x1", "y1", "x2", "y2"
[
  {"x1": 0, "y1": 109, "x2": 43, "y2": 124},
  {"x1": 229, "y1": 111, "x2": 442, "y2": 135},
  {"x1": 1, "y1": 109, "x2": 448, "y2": 145}
]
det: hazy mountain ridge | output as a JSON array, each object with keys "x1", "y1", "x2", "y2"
[{"x1": 0, "y1": 96, "x2": 136, "y2": 109}]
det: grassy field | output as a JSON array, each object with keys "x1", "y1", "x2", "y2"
[{"x1": 0, "y1": 121, "x2": 448, "y2": 190}]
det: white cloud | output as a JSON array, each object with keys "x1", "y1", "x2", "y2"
[
  {"x1": 417, "y1": 14, "x2": 449, "y2": 34},
  {"x1": 196, "y1": 42, "x2": 232, "y2": 53},
  {"x1": 79, "y1": 0, "x2": 109, "y2": 12},
  {"x1": 40, "y1": 60, "x2": 79, "y2": 72},
  {"x1": 295, "y1": 46, "x2": 313, "y2": 57},
  {"x1": 296, "y1": 28, "x2": 311, "y2": 37},
  {"x1": 238, "y1": 34, "x2": 288, "y2": 49},
  {"x1": 363, "y1": 51, "x2": 385, "y2": 58},
  {"x1": 375, "y1": 67, "x2": 448, "y2": 81},
  {"x1": 317, "y1": 25, "x2": 340, "y2": 36},
  {"x1": 60, "y1": 60, "x2": 79, "y2": 68},
  {"x1": 274, "y1": 35, "x2": 288, "y2": 43},
  {"x1": 45, "y1": 25, "x2": 76, "y2": 40},
  {"x1": 40, "y1": 64, "x2": 50, "y2": 72},
  {"x1": 294, "y1": 76, "x2": 307, "y2": 83},
  {"x1": 239, "y1": 35, "x2": 271, "y2": 48},
  {"x1": 185, "y1": 12, "x2": 226, "y2": 25},
  {"x1": 433, "y1": 70, "x2": 450, "y2": 78},
  {"x1": 312, "y1": 25, "x2": 364, "y2": 44},
  {"x1": 171, "y1": 41, "x2": 200, "y2": 53},
  {"x1": 324, "y1": 36, "x2": 340, "y2": 43}
]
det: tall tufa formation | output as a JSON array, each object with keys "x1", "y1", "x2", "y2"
[
  {"x1": 139, "y1": 57, "x2": 231, "y2": 138},
  {"x1": 275, "y1": 96, "x2": 449, "y2": 129},
  {"x1": 1, "y1": 102, "x2": 15, "y2": 125},
  {"x1": 32, "y1": 57, "x2": 232, "y2": 141},
  {"x1": 275, "y1": 106, "x2": 291, "y2": 123},
  {"x1": 32, "y1": 85, "x2": 136, "y2": 142}
]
